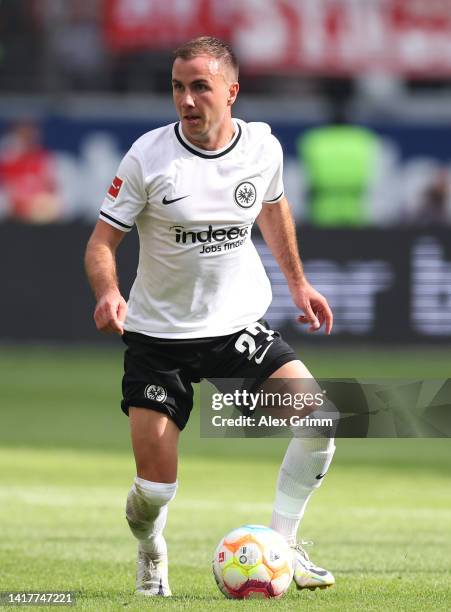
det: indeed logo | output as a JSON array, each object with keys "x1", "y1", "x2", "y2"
[{"x1": 171, "y1": 224, "x2": 250, "y2": 244}]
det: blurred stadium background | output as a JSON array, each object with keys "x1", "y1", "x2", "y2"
[
  {"x1": 1, "y1": 1, "x2": 450, "y2": 609},
  {"x1": 2, "y1": 0, "x2": 451, "y2": 343}
]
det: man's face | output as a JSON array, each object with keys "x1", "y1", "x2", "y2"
[{"x1": 172, "y1": 55, "x2": 238, "y2": 144}]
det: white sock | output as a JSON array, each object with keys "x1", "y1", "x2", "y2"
[
  {"x1": 126, "y1": 477, "x2": 178, "y2": 558},
  {"x1": 270, "y1": 437, "x2": 335, "y2": 546}
]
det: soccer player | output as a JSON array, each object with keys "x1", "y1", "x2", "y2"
[{"x1": 85, "y1": 36, "x2": 335, "y2": 597}]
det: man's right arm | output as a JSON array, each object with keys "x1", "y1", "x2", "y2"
[{"x1": 85, "y1": 219, "x2": 127, "y2": 335}]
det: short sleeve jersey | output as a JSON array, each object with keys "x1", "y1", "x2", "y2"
[{"x1": 99, "y1": 118, "x2": 284, "y2": 338}]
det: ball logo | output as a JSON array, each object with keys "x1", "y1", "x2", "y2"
[
  {"x1": 144, "y1": 384, "x2": 167, "y2": 403},
  {"x1": 234, "y1": 181, "x2": 256, "y2": 208},
  {"x1": 239, "y1": 555, "x2": 247, "y2": 564}
]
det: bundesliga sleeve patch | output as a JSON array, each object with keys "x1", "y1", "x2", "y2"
[{"x1": 107, "y1": 176, "x2": 124, "y2": 200}]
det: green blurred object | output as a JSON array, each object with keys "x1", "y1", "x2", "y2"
[{"x1": 299, "y1": 125, "x2": 378, "y2": 227}]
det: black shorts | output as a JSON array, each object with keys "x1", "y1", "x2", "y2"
[{"x1": 121, "y1": 320, "x2": 297, "y2": 430}]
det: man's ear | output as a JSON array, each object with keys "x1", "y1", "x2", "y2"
[{"x1": 227, "y1": 82, "x2": 239, "y2": 106}]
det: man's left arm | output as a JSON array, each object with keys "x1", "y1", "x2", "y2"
[{"x1": 256, "y1": 196, "x2": 333, "y2": 334}]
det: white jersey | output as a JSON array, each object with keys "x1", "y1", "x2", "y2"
[{"x1": 99, "y1": 118, "x2": 284, "y2": 338}]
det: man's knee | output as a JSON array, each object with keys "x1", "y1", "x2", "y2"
[
  {"x1": 129, "y1": 407, "x2": 180, "y2": 481},
  {"x1": 134, "y1": 441, "x2": 178, "y2": 482}
]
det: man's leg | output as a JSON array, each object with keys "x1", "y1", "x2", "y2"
[
  {"x1": 126, "y1": 408, "x2": 180, "y2": 597},
  {"x1": 268, "y1": 360, "x2": 336, "y2": 590}
]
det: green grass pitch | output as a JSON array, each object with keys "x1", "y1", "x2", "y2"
[{"x1": 0, "y1": 346, "x2": 450, "y2": 611}]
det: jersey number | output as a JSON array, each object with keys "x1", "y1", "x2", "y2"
[{"x1": 235, "y1": 322, "x2": 275, "y2": 362}]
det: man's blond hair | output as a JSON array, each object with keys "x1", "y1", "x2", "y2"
[{"x1": 173, "y1": 36, "x2": 239, "y2": 80}]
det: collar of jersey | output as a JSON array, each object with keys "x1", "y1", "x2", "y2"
[{"x1": 174, "y1": 119, "x2": 242, "y2": 159}]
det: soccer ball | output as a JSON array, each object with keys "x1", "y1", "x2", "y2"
[{"x1": 212, "y1": 525, "x2": 294, "y2": 599}]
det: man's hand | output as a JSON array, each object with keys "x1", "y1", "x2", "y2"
[
  {"x1": 94, "y1": 289, "x2": 127, "y2": 335},
  {"x1": 291, "y1": 280, "x2": 333, "y2": 334},
  {"x1": 257, "y1": 200, "x2": 333, "y2": 335}
]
